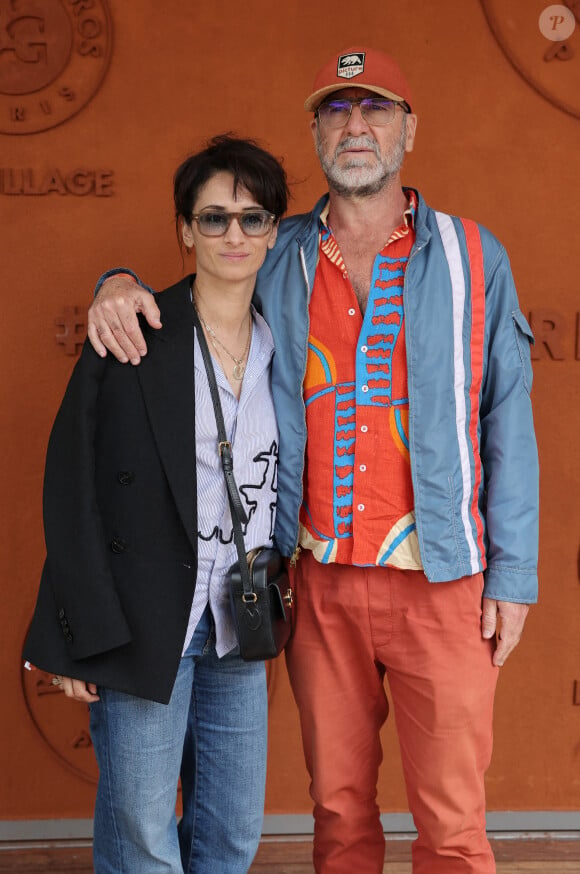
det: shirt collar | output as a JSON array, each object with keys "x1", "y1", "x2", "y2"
[{"x1": 319, "y1": 186, "x2": 417, "y2": 233}]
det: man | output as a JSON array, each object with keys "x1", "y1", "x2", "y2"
[{"x1": 87, "y1": 47, "x2": 538, "y2": 874}]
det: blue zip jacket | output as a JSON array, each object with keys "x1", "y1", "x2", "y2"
[{"x1": 98, "y1": 189, "x2": 539, "y2": 603}]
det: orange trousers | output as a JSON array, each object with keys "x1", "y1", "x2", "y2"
[{"x1": 285, "y1": 552, "x2": 499, "y2": 874}]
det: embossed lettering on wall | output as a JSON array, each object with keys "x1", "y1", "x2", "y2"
[
  {"x1": 481, "y1": 0, "x2": 580, "y2": 118},
  {"x1": 529, "y1": 309, "x2": 580, "y2": 360},
  {"x1": 50, "y1": 308, "x2": 580, "y2": 360},
  {"x1": 0, "y1": 0, "x2": 112, "y2": 134},
  {"x1": 0, "y1": 167, "x2": 114, "y2": 195}
]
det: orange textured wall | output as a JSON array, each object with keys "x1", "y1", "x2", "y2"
[{"x1": 1, "y1": 0, "x2": 579, "y2": 822}]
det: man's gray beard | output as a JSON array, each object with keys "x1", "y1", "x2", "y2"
[{"x1": 316, "y1": 119, "x2": 407, "y2": 198}]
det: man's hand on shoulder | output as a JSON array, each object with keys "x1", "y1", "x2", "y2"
[
  {"x1": 88, "y1": 274, "x2": 162, "y2": 365},
  {"x1": 482, "y1": 598, "x2": 530, "y2": 667}
]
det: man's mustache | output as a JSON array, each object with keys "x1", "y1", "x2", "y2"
[{"x1": 334, "y1": 137, "x2": 379, "y2": 159}]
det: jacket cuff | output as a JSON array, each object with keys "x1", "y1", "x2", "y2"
[
  {"x1": 94, "y1": 268, "x2": 155, "y2": 297},
  {"x1": 483, "y1": 566, "x2": 538, "y2": 603}
]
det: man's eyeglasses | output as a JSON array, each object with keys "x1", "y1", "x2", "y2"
[
  {"x1": 316, "y1": 97, "x2": 410, "y2": 129},
  {"x1": 190, "y1": 209, "x2": 276, "y2": 237}
]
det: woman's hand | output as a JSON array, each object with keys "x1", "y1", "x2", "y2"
[{"x1": 61, "y1": 676, "x2": 100, "y2": 703}]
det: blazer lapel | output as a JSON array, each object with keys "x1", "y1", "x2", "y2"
[{"x1": 136, "y1": 277, "x2": 198, "y2": 552}]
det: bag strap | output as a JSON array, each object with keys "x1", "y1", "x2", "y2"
[{"x1": 193, "y1": 306, "x2": 255, "y2": 601}]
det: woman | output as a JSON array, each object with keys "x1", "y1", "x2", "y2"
[{"x1": 24, "y1": 135, "x2": 289, "y2": 874}]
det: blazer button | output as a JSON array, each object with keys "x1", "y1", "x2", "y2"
[
  {"x1": 117, "y1": 470, "x2": 135, "y2": 485},
  {"x1": 110, "y1": 537, "x2": 127, "y2": 554}
]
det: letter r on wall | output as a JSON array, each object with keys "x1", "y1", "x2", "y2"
[{"x1": 529, "y1": 309, "x2": 567, "y2": 360}]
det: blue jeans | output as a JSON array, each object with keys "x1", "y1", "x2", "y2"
[{"x1": 89, "y1": 608, "x2": 267, "y2": 873}]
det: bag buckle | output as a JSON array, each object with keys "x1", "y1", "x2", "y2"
[
  {"x1": 218, "y1": 440, "x2": 231, "y2": 456},
  {"x1": 283, "y1": 588, "x2": 294, "y2": 607},
  {"x1": 242, "y1": 592, "x2": 258, "y2": 604}
]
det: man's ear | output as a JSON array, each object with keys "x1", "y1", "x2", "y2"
[
  {"x1": 310, "y1": 116, "x2": 319, "y2": 143},
  {"x1": 405, "y1": 114, "x2": 418, "y2": 153}
]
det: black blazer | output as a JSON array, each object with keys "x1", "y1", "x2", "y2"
[{"x1": 24, "y1": 277, "x2": 200, "y2": 704}]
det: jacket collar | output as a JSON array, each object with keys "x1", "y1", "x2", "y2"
[{"x1": 410, "y1": 188, "x2": 433, "y2": 249}]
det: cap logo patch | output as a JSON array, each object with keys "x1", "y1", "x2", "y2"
[{"x1": 337, "y1": 52, "x2": 365, "y2": 79}]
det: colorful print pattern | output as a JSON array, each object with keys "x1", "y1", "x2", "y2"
[{"x1": 300, "y1": 192, "x2": 423, "y2": 569}]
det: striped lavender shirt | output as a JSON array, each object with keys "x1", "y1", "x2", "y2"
[{"x1": 183, "y1": 308, "x2": 279, "y2": 657}]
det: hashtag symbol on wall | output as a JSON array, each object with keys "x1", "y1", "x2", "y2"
[{"x1": 55, "y1": 307, "x2": 87, "y2": 356}]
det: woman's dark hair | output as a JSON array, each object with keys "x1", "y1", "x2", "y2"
[{"x1": 174, "y1": 134, "x2": 289, "y2": 240}]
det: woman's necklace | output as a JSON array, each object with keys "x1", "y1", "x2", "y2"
[{"x1": 194, "y1": 294, "x2": 252, "y2": 381}]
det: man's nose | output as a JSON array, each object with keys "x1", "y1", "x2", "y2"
[{"x1": 344, "y1": 103, "x2": 371, "y2": 136}]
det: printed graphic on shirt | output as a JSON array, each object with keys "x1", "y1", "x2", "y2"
[
  {"x1": 300, "y1": 196, "x2": 422, "y2": 569},
  {"x1": 390, "y1": 407, "x2": 410, "y2": 463},
  {"x1": 198, "y1": 440, "x2": 278, "y2": 544},
  {"x1": 333, "y1": 383, "x2": 355, "y2": 540},
  {"x1": 358, "y1": 256, "x2": 405, "y2": 407}
]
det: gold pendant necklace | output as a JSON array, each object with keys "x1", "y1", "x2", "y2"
[{"x1": 194, "y1": 292, "x2": 252, "y2": 381}]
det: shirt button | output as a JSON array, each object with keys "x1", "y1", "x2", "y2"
[
  {"x1": 361, "y1": 345, "x2": 368, "y2": 353},
  {"x1": 357, "y1": 503, "x2": 365, "y2": 512},
  {"x1": 360, "y1": 425, "x2": 368, "y2": 432},
  {"x1": 361, "y1": 385, "x2": 369, "y2": 393},
  {"x1": 359, "y1": 464, "x2": 367, "y2": 472},
  {"x1": 348, "y1": 308, "x2": 356, "y2": 316}
]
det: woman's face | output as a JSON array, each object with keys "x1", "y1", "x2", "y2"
[{"x1": 181, "y1": 171, "x2": 278, "y2": 287}]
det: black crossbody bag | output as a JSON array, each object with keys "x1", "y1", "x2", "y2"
[{"x1": 193, "y1": 309, "x2": 293, "y2": 661}]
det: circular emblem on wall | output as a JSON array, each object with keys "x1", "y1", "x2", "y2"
[
  {"x1": 21, "y1": 657, "x2": 278, "y2": 784},
  {"x1": 480, "y1": 0, "x2": 580, "y2": 119},
  {"x1": 22, "y1": 665, "x2": 98, "y2": 783},
  {"x1": 0, "y1": 0, "x2": 112, "y2": 135}
]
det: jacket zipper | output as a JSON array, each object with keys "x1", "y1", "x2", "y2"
[
  {"x1": 289, "y1": 546, "x2": 302, "y2": 567},
  {"x1": 403, "y1": 238, "x2": 428, "y2": 575},
  {"x1": 298, "y1": 242, "x2": 311, "y2": 297},
  {"x1": 286, "y1": 239, "x2": 314, "y2": 563}
]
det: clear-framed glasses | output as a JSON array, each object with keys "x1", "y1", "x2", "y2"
[
  {"x1": 190, "y1": 209, "x2": 276, "y2": 237},
  {"x1": 316, "y1": 97, "x2": 410, "y2": 128}
]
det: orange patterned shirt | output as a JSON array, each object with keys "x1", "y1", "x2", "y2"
[{"x1": 299, "y1": 190, "x2": 423, "y2": 568}]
